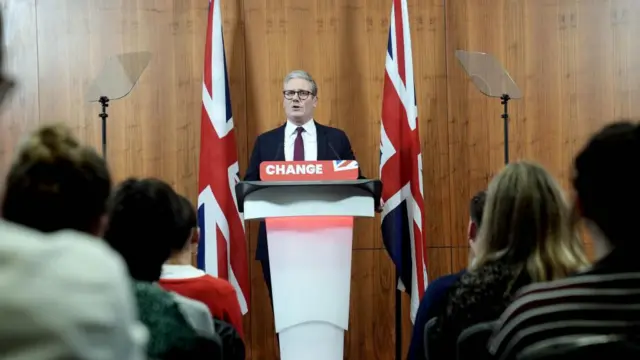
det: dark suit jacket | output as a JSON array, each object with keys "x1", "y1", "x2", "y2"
[
  {"x1": 243, "y1": 121, "x2": 361, "y2": 261},
  {"x1": 406, "y1": 270, "x2": 466, "y2": 360}
]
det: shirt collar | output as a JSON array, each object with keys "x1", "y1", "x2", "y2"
[
  {"x1": 160, "y1": 264, "x2": 205, "y2": 280},
  {"x1": 285, "y1": 119, "x2": 316, "y2": 136}
]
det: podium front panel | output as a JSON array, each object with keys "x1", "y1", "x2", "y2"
[
  {"x1": 267, "y1": 215, "x2": 354, "y2": 333},
  {"x1": 279, "y1": 321, "x2": 344, "y2": 360}
]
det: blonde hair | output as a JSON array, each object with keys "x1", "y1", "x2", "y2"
[
  {"x1": 1, "y1": 124, "x2": 111, "y2": 233},
  {"x1": 471, "y1": 161, "x2": 588, "y2": 282}
]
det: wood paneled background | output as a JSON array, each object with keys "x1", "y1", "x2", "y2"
[{"x1": 1, "y1": 0, "x2": 639, "y2": 358}]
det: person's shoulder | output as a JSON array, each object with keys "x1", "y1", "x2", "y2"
[
  {"x1": 427, "y1": 271, "x2": 464, "y2": 292},
  {"x1": 259, "y1": 123, "x2": 286, "y2": 138},
  {"x1": 315, "y1": 121, "x2": 347, "y2": 136},
  {"x1": 487, "y1": 277, "x2": 581, "y2": 358},
  {"x1": 493, "y1": 274, "x2": 592, "y2": 332},
  {"x1": 53, "y1": 230, "x2": 125, "y2": 267},
  {"x1": 0, "y1": 219, "x2": 130, "y2": 297},
  {"x1": 0, "y1": 221, "x2": 147, "y2": 360},
  {"x1": 250, "y1": 123, "x2": 285, "y2": 150},
  {"x1": 172, "y1": 292, "x2": 210, "y2": 314},
  {"x1": 171, "y1": 292, "x2": 216, "y2": 336},
  {"x1": 0, "y1": 220, "x2": 128, "y2": 285},
  {"x1": 201, "y1": 275, "x2": 238, "y2": 295},
  {"x1": 511, "y1": 270, "x2": 600, "y2": 301}
]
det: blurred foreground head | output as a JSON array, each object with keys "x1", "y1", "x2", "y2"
[
  {"x1": 2, "y1": 124, "x2": 111, "y2": 235},
  {"x1": 572, "y1": 120, "x2": 640, "y2": 253}
]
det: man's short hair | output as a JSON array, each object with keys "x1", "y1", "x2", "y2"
[
  {"x1": 104, "y1": 178, "x2": 188, "y2": 282},
  {"x1": 573, "y1": 120, "x2": 640, "y2": 247},
  {"x1": 169, "y1": 195, "x2": 197, "y2": 253},
  {"x1": 283, "y1": 70, "x2": 318, "y2": 96}
]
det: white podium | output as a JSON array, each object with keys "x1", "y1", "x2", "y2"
[{"x1": 236, "y1": 175, "x2": 382, "y2": 360}]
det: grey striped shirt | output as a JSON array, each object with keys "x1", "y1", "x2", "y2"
[{"x1": 488, "y1": 267, "x2": 640, "y2": 360}]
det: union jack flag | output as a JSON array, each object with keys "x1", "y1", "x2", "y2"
[
  {"x1": 379, "y1": 0, "x2": 427, "y2": 322},
  {"x1": 333, "y1": 160, "x2": 359, "y2": 171},
  {"x1": 197, "y1": 0, "x2": 249, "y2": 314}
]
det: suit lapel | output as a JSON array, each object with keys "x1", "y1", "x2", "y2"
[
  {"x1": 315, "y1": 121, "x2": 329, "y2": 160},
  {"x1": 273, "y1": 124, "x2": 286, "y2": 161}
]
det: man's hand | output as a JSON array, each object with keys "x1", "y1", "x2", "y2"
[{"x1": 376, "y1": 198, "x2": 385, "y2": 213}]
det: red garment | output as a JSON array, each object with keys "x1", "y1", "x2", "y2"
[{"x1": 159, "y1": 269, "x2": 244, "y2": 339}]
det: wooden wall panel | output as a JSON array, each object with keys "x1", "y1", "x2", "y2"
[
  {"x1": 445, "y1": 0, "x2": 640, "y2": 249},
  {"x1": 2, "y1": 0, "x2": 640, "y2": 359},
  {"x1": 33, "y1": 0, "x2": 226, "y2": 200},
  {"x1": 0, "y1": 0, "x2": 39, "y2": 183}
]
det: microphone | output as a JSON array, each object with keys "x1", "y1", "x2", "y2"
[
  {"x1": 273, "y1": 142, "x2": 283, "y2": 161},
  {"x1": 328, "y1": 141, "x2": 341, "y2": 160}
]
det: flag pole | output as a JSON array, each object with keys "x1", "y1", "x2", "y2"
[{"x1": 396, "y1": 276, "x2": 402, "y2": 360}]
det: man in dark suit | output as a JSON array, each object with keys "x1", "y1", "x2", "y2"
[{"x1": 244, "y1": 70, "x2": 360, "y2": 303}]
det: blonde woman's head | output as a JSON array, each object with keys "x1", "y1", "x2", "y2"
[
  {"x1": 1, "y1": 124, "x2": 111, "y2": 235},
  {"x1": 472, "y1": 161, "x2": 588, "y2": 282}
]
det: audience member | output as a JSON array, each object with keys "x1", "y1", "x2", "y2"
[
  {"x1": 0, "y1": 220, "x2": 148, "y2": 360},
  {"x1": 488, "y1": 121, "x2": 640, "y2": 359},
  {"x1": 104, "y1": 178, "x2": 223, "y2": 359},
  {"x1": 1, "y1": 124, "x2": 110, "y2": 235},
  {"x1": 159, "y1": 195, "x2": 245, "y2": 338},
  {"x1": 428, "y1": 161, "x2": 588, "y2": 359},
  {"x1": 406, "y1": 190, "x2": 486, "y2": 360},
  {"x1": 0, "y1": 124, "x2": 147, "y2": 359}
]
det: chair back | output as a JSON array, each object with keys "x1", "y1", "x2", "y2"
[
  {"x1": 456, "y1": 321, "x2": 497, "y2": 360},
  {"x1": 517, "y1": 334, "x2": 640, "y2": 360},
  {"x1": 423, "y1": 317, "x2": 438, "y2": 360},
  {"x1": 213, "y1": 318, "x2": 245, "y2": 360}
]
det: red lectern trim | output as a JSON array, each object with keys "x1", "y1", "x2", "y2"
[{"x1": 266, "y1": 216, "x2": 354, "y2": 231}]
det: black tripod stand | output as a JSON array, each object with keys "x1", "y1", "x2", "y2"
[
  {"x1": 99, "y1": 96, "x2": 109, "y2": 160},
  {"x1": 453, "y1": 50, "x2": 521, "y2": 166},
  {"x1": 86, "y1": 51, "x2": 152, "y2": 162},
  {"x1": 501, "y1": 94, "x2": 510, "y2": 165}
]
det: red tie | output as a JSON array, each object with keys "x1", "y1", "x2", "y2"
[{"x1": 293, "y1": 127, "x2": 305, "y2": 161}]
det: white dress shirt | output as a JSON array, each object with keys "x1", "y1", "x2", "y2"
[{"x1": 284, "y1": 119, "x2": 317, "y2": 161}]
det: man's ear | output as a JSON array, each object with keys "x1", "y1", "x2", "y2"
[
  {"x1": 468, "y1": 221, "x2": 478, "y2": 243},
  {"x1": 191, "y1": 227, "x2": 200, "y2": 245}
]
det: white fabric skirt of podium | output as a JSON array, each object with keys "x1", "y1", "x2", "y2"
[{"x1": 266, "y1": 216, "x2": 354, "y2": 360}]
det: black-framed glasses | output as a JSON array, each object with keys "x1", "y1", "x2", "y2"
[{"x1": 283, "y1": 90, "x2": 313, "y2": 100}]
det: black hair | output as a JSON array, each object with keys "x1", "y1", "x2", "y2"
[
  {"x1": 573, "y1": 120, "x2": 640, "y2": 248},
  {"x1": 2, "y1": 124, "x2": 111, "y2": 234},
  {"x1": 103, "y1": 178, "x2": 190, "y2": 282},
  {"x1": 469, "y1": 190, "x2": 487, "y2": 226},
  {"x1": 169, "y1": 194, "x2": 197, "y2": 253}
]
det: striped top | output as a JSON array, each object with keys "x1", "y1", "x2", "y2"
[{"x1": 488, "y1": 249, "x2": 640, "y2": 360}]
